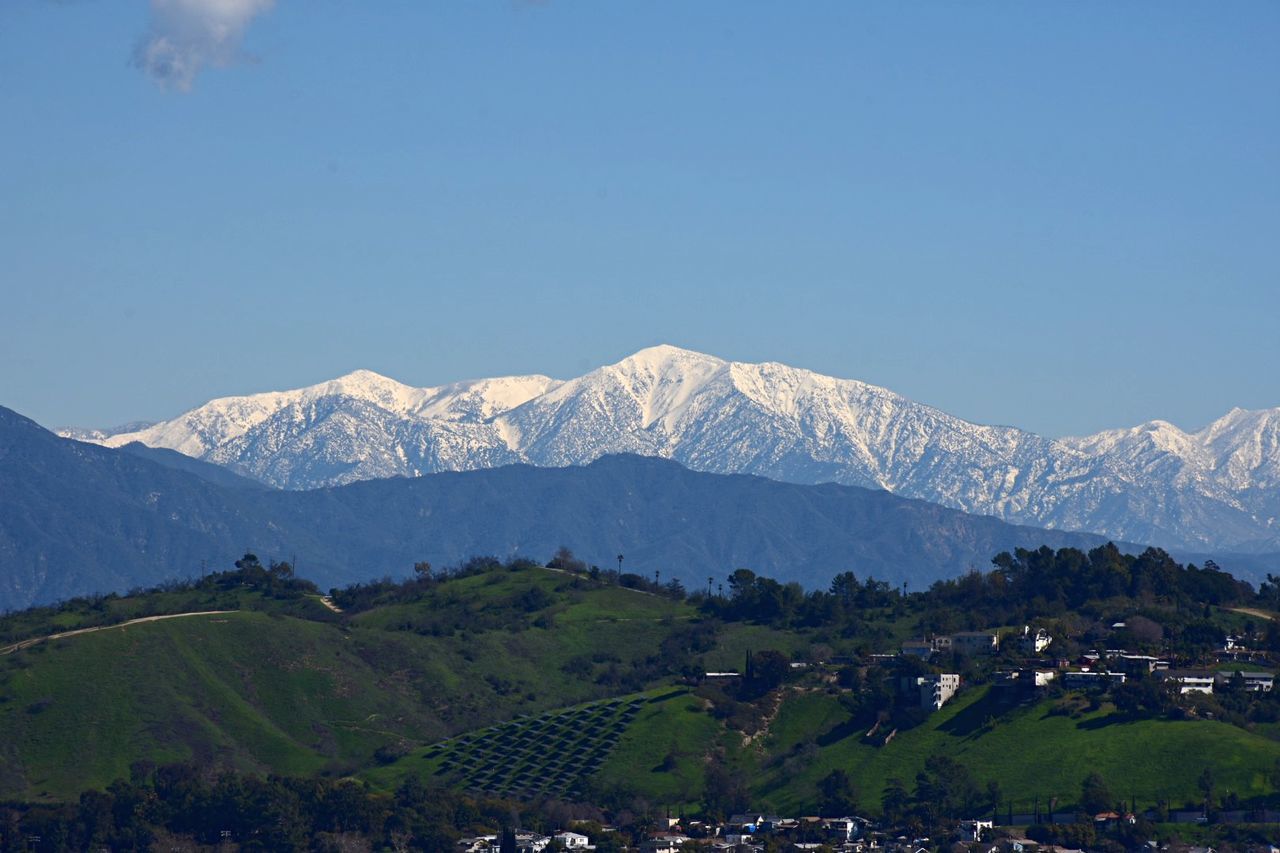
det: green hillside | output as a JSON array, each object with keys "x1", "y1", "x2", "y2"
[
  {"x1": 746, "y1": 686, "x2": 1280, "y2": 814},
  {"x1": 4, "y1": 552, "x2": 1280, "y2": 820},
  {"x1": 0, "y1": 562, "x2": 708, "y2": 801},
  {"x1": 371, "y1": 680, "x2": 1280, "y2": 817}
]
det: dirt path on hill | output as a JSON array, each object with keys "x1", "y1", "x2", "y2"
[
  {"x1": 540, "y1": 565, "x2": 662, "y2": 598},
  {"x1": 1227, "y1": 607, "x2": 1277, "y2": 622},
  {"x1": 0, "y1": 610, "x2": 238, "y2": 656},
  {"x1": 316, "y1": 595, "x2": 344, "y2": 613}
]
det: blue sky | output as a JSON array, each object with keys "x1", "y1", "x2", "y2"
[{"x1": 1, "y1": 1, "x2": 1277, "y2": 437}]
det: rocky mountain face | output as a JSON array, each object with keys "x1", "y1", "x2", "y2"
[{"x1": 69, "y1": 345, "x2": 1280, "y2": 552}]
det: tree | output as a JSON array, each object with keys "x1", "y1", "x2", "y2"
[
  {"x1": 728, "y1": 568, "x2": 757, "y2": 599},
  {"x1": 1198, "y1": 767, "x2": 1215, "y2": 813},
  {"x1": 1080, "y1": 772, "x2": 1113, "y2": 815},
  {"x1": 499, "y1": 826, "x2": 518, "y2": 853},
  {"x1": 749, "y1": 650, "x2": 790, "y2": 692},
  {"x1": 702, "y1": 760, "x2": 749, "y2": 819},
  {"x1": 881, "y1": 778, "x2": 910, "y2": 825},
  {"x1": 915, "y1": 755, "x2": 979, "y2": 821},
  {"x1": 986, "y1": 779, "x2": 1002, "y2": 822},
  {"x1": 818, "y1": 769, "x2": 858, "y2": 816}
]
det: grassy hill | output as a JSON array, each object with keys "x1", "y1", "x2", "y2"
[
  {"x1": 0, "y1": 564, "x2": 706, "y2": 801},
  {"x1": 3, "y1": 557, "x2": 1280, "y2": 818},
  {"x1": 744, "y1": 686, "x2": 1280, "y2": 814}
]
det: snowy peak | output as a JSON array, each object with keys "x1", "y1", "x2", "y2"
[
  {"x1": 415, "y1": 375, "x2": 562, "y2": 422},
  {"x1": 61, "y1": 348, "x2": 1280, "y2": 552},
  {"x1": 610, "y1": 343, "x2": 725, "y2": 373},
  {"x1": 602, "y1": 345, "x2": 727, "y2": 429},
  {"x1": 1196, "y1": 407, "x2": 1280, "y2": 489},
  {"x1": 312, "y1": 369, "x2": 432, "y2": 414}
]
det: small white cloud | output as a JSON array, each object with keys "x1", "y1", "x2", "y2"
[{"x1": 132, "y1": 0, "x2": 275, "y2": 91}]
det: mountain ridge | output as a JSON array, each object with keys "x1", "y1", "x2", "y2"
[
  {"x1": 58, "y1": 345, "x2": 1280, "y2": 553},
  {"x1": 10, "y1": 402, "x2": 1247, "y2": 613}
]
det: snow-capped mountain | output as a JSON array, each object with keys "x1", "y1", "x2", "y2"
[{"x1": 66, "y1": 345, "x2": 1280, "y2": 552}]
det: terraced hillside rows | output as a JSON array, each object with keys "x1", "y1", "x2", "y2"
[{"x1": 420, "y1": 696, "x2": 652, "y2": 799}]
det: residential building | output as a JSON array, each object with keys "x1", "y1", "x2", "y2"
[
  {"x1": 959, "y1": 819, "x2": 993, "y2": 842},
  {"x1": 1159, "y1": 669, "x2": 1215, "y2": 695},
  {"x1": 1062, "y1": 670, "x2": 1126, "y2": 688},
  {"x1": 917, "y1": 673, "x2": 961, "y2": 711},
  {"x1": 554, "y1": 831, "x2": 592, "y2": 849},
  {"x1": 1216, "y1": 670, "x2": 1274, "y2": 692},
  {"x1": 901, "y1": 640, "x2": 934, "y2": 659},
  {"x1": 950, "y1": 631, "x2": 1000, "y2": 655},
  {"x1": 1020, "y1": 626, "x2": 1052, "y2": 654}
]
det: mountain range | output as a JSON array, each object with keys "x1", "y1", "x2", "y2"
[
  {"x1": 64, "y1": 345, "x2": 1280, "y2": 554},
  {"x1": 1, "y1": 403, "x2": 1203, "y2": 612}
]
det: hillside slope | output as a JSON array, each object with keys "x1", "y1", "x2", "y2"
[
  {"x1": 0, "y1": 566, "x2": 696, "y2": 800},
  {"x1": 7, "y1": 560, "x2": 1279, "y2": 818}
]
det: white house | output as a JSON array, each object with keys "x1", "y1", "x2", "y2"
[
  {"x1": 1063, "y1": 670, "x2": 1126, "y2": 688},
  {"x1": 826, "y1": 817, "x2": 860, "y2": 841},
  {"x1": 640, "y1": 834, "x2": 690, "y2": 853},
  {"x1": 917, "y1": 674, "x2": 961, "y2": 711},
  {"x1": 554, "y1": 831, "x2": 592, "y2": 849},
  {"x1": 1160, "y1": 669, "x2": 1215, "y2": 695},
  {"x1": 959, "y1": 819, "x2": 994, "y2": 842},
  {"x1": 1021, "y1": 626, "x2": 1052, "y2": 654}
]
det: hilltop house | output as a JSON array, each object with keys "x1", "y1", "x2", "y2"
[
  {"x1": 1159, "y1": 669, "x2": 1216, "y2": 695},
  {"x1": 950, "y1": 631, "x2": 1000, "y2": 655},
  {"x1": 915, "y1": 674, "x2": 961, "y2": 711},
  {"x1": 1216, "y1": 670, "x2": 1274, "y2": 692},
  {"x1": 826, "y1": 817, "x2": 863, "y2": 842},
  {"x1": 903, "y1": 631, "x2": 1000, "y2": 658},
  {"x1": 959, "y1": 819, "x2": 994, "y2": 842},
  {"x1": 554, "y1": 831, "x2": 592, "y2": 849},
  {"x1": 995, "y1": 669, "x2": 1056, "y2": 691},
  {"x1": 901, "y1": 640, "x2": 935, "y2": 659},
  {"x1": 1020, "y1": 626, "x2": 1052, "y2": 654},
  {"x1": 1062, "y1": 670, "x2": 1126, "y2": 689},
  {"x1": 640, "y1": 833, "x2": 690, "y2": 852}
]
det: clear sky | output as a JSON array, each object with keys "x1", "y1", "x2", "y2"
[{"x1": 2, "y1": 1, "x2": 1277, "y2": 438}]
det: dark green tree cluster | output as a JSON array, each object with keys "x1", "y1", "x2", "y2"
[
  {"x1": 879, "y1": 755, "x2": 984, "y2": 837},
  {"x1": 0, "y1": 764, "x2": 605, "y2": 852}
]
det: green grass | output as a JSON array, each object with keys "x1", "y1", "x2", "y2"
[
  {"x1": 743, "y1": 686, "x2": 1280, "y2": 815},
  {"x1": 0, "y1": 568, "x2": 708, "y2": 800},
  {"x1": 5, "y1": 565, "x2": 1280, "y2": 818},
  {"x1": 591, "y1": 689, "x2": 727, "y2": 808},
  {"x1": 521, "y1": 684, "x2": 1280, "y2": 817},
  {"x1": 0, "y1": 585, "x2": 335, "y2": 648}
]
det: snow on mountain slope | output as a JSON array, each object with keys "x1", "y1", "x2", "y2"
[{"x1": 61, "y1": 346, "x2": 1280, "y2": 552}]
